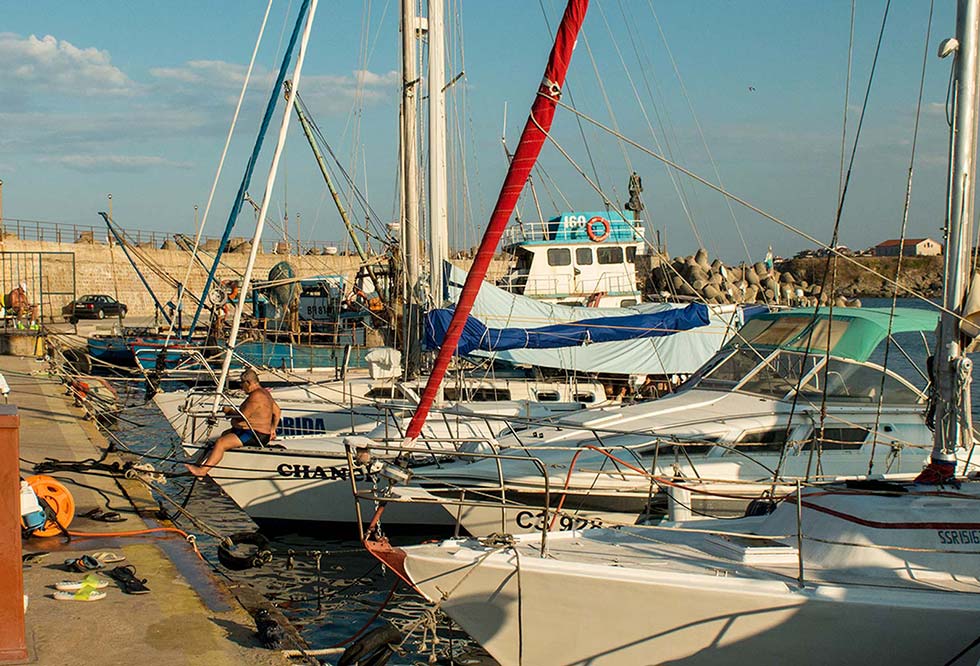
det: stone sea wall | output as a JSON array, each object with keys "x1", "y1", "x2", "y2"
[{"x1": 0, "y1": 238, "x2": 508, "y2": 320}]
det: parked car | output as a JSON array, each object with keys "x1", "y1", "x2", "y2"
[{"x1": 65, "y1": 295, "x2": 127, "y2": 323}]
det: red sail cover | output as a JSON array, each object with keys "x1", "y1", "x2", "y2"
[{"x1": 405, "y1": 0, "x2": 589, "y2": 441}]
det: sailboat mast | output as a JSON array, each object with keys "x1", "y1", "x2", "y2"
[
  {"x1": 402, "y1": 0, "x2": 589, "y2": 442},
  {"x1": 401, "y1": 0, "x2": 422, "y2": 375},
  {"x1": 427, "y1": 0, "x2": 449, "y2": 308},
  {"x1": 213, "y1": 0, "x2": 319, "y2": 398},
  {"x1": 933, "y1": 0, "x2": 980, "y2": 466}
]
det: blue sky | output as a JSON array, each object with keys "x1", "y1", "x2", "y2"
[{"x1": 0, "y1": 1, "x2": 959, "y2": 262}]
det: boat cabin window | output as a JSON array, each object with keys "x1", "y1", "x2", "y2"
[
  {"x1": 802, "y1": 427, "x2": 868, "y2": 451},
  {"x1": 733, "y1": 316, "x2": 848, "y2": 355},
  {"x1": 575, "y1": 248, "x2": 593, "y2": 265},
  {"x1": 620, "y1": 299, "x2": 637, "y2": 307},
  {"x1": 733, "y1": 428, "x2": 788, "y2": 453},
  {"x1": 366, "y1": 386, "x2": 404, "y2": 400},
  {"x1": 739, "y1": 351, "x2": 820, "y2": 398},
  {"x1": 547, "y1": 248, "x2": 571, "y2": 266},
  {"x1": 574, "y1": 392, "x2": 597, "y2": 403},
  {"x1": 696, "y1": 347, "x2": 772, "y2": 391},
  {"x1": 443, "y1": 387, "x2": 512, "y2": 402},
  {"x1": 597, "y1": 246, "x2": 624, "y2": 264},
  {"x1": 797, "y1": 359, "x2": 923, "y2": 404},
  {"x1": 626, "y1": 246, "x2": 637, "y2": 263},
  {"x1": 535, "y1": 390, "x2": 561, "y2": 402}
]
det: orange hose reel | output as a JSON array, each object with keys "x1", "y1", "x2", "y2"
[{"x1": 23, "y1": 475, "x2": 74, "y2": 537}]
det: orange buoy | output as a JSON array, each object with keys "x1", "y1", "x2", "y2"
[{"x1": 23, "y1": 475, "x2": 74, "y2": 537}]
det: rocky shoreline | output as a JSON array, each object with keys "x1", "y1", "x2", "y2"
[{"x1": 638, "y1": 252, "x2": 942, "y2": 305}]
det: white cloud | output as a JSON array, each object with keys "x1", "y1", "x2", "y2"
[
  {"x1": 354, "y1": 69, "x2": 398, "y2": 86},
  {"x1": 147, "y1": 61, "x2": 398, "y2": 113},
  {"x1": 0, "y1": 32, "x2": 135, "y2": 97},
  {"x1": 39, "y1": 154, "x2": 192, "y2": 172}
]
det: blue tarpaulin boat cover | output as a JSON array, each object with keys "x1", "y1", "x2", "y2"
[
  {"x1": 443, "y1": 264, "x2": 743, "y2": 375},
  {"x1": 425, "y1": 303, "x2": 710, "y2": 355}
]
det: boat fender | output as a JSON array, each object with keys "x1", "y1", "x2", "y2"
[
  {"x1": 254, "y1": 608, "x2": 285, "y2": 649},
  {"x1": 62, "y1": 348, "x2": 91, "y2": 375},
  {"x1": 338, "y1": 624, "x2": 403, "y2": 666},
  {"x1": 217, "y1": 531, "x2": 273, "y2": 570},
  {"x1": 586, "y1": 216, "x2": 611, "y2": 242}
]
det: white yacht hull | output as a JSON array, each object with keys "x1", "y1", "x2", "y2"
[
  {"x1": 184, "y1": 442, "x2": 460, "y2": 527},
  {"x1": 394, "y1": 535, "x2": 980, "y2": 665}
]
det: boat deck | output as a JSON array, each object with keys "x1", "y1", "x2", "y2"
[{"x1": 467, "y1": 523, "x2": 980, "y2": 596}]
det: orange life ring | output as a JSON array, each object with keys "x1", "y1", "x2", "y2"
[{"x1": 586, "y1": 216, "x2": 611, "y2": 242}]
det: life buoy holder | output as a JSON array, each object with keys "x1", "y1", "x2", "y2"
[{"x1": 586, "y1": 216, "x2": 611, "y2": 242}]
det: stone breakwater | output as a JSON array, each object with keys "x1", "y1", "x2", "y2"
[
  {"x1": 639, "y1": 251, "x2": 943, "y2": 305},
  {"x1": 1, "y1": 238, "x2": 509, "y2": 319}
]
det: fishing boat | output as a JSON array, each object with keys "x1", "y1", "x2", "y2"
[
  {"x1": 365, "y1": 1, "x2": 980, "y2": 663},
  {"x1": 497, "y1": 210, "x2": 645, "y2": 308}
]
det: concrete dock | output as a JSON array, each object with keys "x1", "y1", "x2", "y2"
[{"x1": 8, "y1": 355, "x2": 292, "y2": 665}]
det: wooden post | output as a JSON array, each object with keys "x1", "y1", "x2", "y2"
[{"x1": 0, "y1": 405, "x2": 26, "y2": 662}]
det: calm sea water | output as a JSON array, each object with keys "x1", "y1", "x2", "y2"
[
  {"x1": 106, "y1": 297, "x2": 970, "y2": 663},
  {"x1": 109, "y1": 381, "x2": 484, "y2": 665}
]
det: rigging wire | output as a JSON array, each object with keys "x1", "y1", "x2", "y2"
[
  {"x1": 612, "y1": 0, "x2": 699, "y2": 245},
  {"x1": 780, "y1": 0, "x2": 894, "y2": 483},
  {"x1": 548, "y1": 97, "x2": 959, "y2": 319},
  {"x1": 868, "y1": 0, "x2": 935, "y2": 475},
  {"x1": 164, "y1": 0, "x2": 275, "y2": 341},
  {"x1": 537, "y1": 0, "x2": 604, "y2": 193},
  {"x1": 645, "y1": 0, "x2": 745, "y2": 262}
]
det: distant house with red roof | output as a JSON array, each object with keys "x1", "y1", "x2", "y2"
[{"x1": 873, "y1": 238, "x2": 942, "y2": 257}]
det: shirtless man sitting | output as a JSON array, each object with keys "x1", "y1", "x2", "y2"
[{"x1": 186, "y1": 369, "x2": 281, "y2": 477}]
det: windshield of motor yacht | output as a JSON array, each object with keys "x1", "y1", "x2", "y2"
[{"x1": 682, "y1": 347, "x2": 924, "y2": 403}]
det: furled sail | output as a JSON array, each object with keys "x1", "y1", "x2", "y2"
[{"x1": 404, "y1": 0, "x2": 589, "y2": 442}]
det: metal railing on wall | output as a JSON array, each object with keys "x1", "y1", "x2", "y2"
[
  {"x1": 0, "y1": 217, "x2": 355, "y2": 256},
  {"x1": 0, "y1": 251, "x2": 76, "y2": 323}
]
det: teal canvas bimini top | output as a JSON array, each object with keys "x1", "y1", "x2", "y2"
[{"x1": 730, "y1": 307, "x2": 938, "y2": 362}]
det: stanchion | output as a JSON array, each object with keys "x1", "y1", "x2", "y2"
[{"x1": 0, "y1": 405, "x2": 26, "y2": 662}]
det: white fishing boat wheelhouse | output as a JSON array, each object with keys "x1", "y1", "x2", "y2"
[{"x1": 497, "y1": 210, "x2": 645, "y2": 308}]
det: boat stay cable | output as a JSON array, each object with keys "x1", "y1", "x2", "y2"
[
  {"x1": 164, "y1": 0, "x2": 274, "y2": 345},
  {"x1": 548, "y1": 97, "x2": 969, "y2": 324},
  {"x1": 214, "y1": 0, "x2": 320, "y2": 400},
  {"x1": 606, "y1": 0, "x2": 700, "y2": 250},
  {"x1": 868, "y1": 0, "x2": 935, "y2": 475},
  {"x1": 779, "y1": 0, "x2": 893, "y2": 484}
]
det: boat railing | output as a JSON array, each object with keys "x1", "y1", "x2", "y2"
[
  {"x1": 344, "y1": 440, "x2": 556, "y2": 555},
  {"x1": 501, "y1": 219, "x2": 644, "y2": 247},
  {"x1": 519, "y1": 272, "x2": 640, "y2": 299}
]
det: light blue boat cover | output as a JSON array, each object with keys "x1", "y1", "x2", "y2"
[{"x1": 442, "y1": 265, "x2": 743, "y2": 375}]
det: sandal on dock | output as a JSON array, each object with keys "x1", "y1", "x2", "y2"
[
  {"x1": 106, "y1": 565, "x2": 150, "y2": 595},
  {"x1": 64, "y1": 555, "x2": 103, "y2": 572},
  {"x1": 92, "y1": 551, "x2": 126, "y2": 565},
  {"x1": 22, "y1": 551, "x2": 49, "y2": 567},
  {"x1": 56, "y1": 574, "x2": 110, "y2": 592},
  {"x1": 82, "y1": 508, "x2": 127, "y2": 523},
  {"x1": 53, "y1": 587, "x2": 106, "y2": 602}
]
